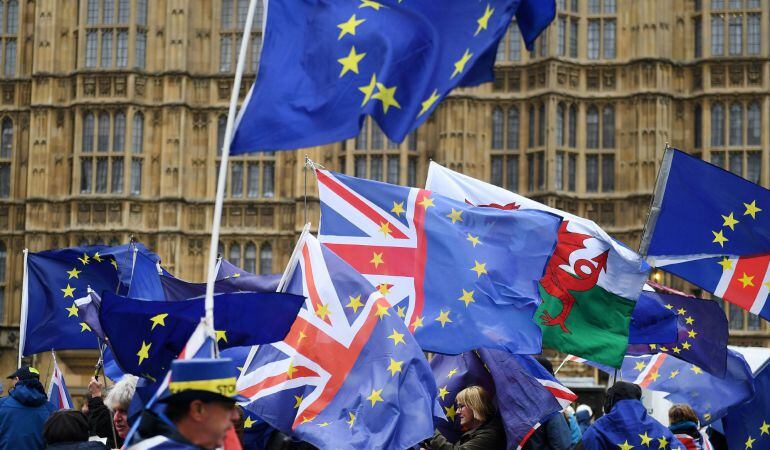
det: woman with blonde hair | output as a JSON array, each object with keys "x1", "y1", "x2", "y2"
[
  {"x1": 423, "y1": 385, "x2": 505, "y2": 450},
  {"x1": 668, "y1": 404, "x2": 712, "y2": 450}
]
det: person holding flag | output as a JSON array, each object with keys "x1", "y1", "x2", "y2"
[{"x1": 0, "y1": 366, "x2": 57, "y2": 450}]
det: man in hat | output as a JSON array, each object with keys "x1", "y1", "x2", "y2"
[
  {"x1": 128, "y1": 358, "x2": 246, "y2": 450},
  {"x1": 0, "y1": 365, "x2": 57, "y2": 450}
]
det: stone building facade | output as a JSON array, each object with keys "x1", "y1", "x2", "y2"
[{"x1": 0, "y1": 0, "x2": 768, "y2": 391}]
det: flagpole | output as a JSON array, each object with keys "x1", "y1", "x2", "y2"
[
  {"x1": 638, "y1": 142, "x2": 674, "y2": 258},
  {"x1": 203, "y1": 0, "x2": 260, "y2": 339},
  {"x1": 18, "y1": 248, "x2": 29, "y2": 368}
]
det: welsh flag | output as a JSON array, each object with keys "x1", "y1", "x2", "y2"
[{"x1": 426, "y1": 163, "x2": 648, "y2": 366}]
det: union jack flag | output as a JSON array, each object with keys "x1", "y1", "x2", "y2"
[
  {"x1": 316, "y1": 169, "x2": 560, "y2": 355},
  {"x1": 236, "y1": 233, "x2": 438, "y2": 449}
]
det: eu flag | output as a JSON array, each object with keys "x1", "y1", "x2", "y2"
[
  {"x1": 99, "y1": 290, "x2": 304, "y2": 379},
  {"x1": 237, "y1": 233, "x2": 439, "y2": 449},
  {"x1": 641, "y1": 149, "x2": 770, "y2": 320},
  {"x1": 723, "y1": 361, "x2": 770, "y2": 450},
  {"x1": 627, "y1": 291, "x2": 728, "y2": 377},
  {"x1": 628, "y1": 290, "x2": 678, "y2": 345},
  {"x1": 22, "y1": 246, "x2": 123, "y2": 356},
  {"x1": 316, "y1": 170, "x2": 561, "y2": 355},
  {"x1": 158, "y1": 258, "x2": 280, "y2": 301},
  {"x1": 230, "y1": 0, "x2": 555, "y2": 153},
  {"x1": 581, "y1": 400, "x2": 685, "y2": 450}
]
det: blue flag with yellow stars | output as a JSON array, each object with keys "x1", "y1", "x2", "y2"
[
  {"x1": 627, "y1": 291, "x2": 728, "y2": 377},
  {"x1": 581, "y1": 400, "x2": 685, "y2": 450},
  {"x1": 230, "y1": 0, "x2": 555, "y2": 153},
  {"x1": 22, "y1": 246, "x2": 131, "y2": 356},
  {"x1": 99, "y1": 290, "x2": 304, "y2": 379},
  {"x1": 724, "y1": 360, "x2": 770, "y2": 450},
  {"x1": 316, "y1": 169, "x2": 561, "y2": 355},
  {"x1": 641, "y1": 149, "x2": 770, "y2": 321},
  {"x1": 620, "y1": 350, "x2": 754, "y2": 425},
  {"x1": 158, "y1": 259, "x2": 280, "y2": 302}
]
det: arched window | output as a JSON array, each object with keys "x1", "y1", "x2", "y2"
[
  {"x1": 694, "y1": 104, "x2": 702, "y2": 148},
  {"x1": 98, "y1": 113, "x2": 110, "y2": 152},
  {"x1": 221, "y1": 0, "x2": 233, "y2": 28},
  {"x1": 229, "y1": 243, "x2": 241, "y2": 267},
  {"x1": 538, "y1": 103, "x2": 545, "y2": 146},
  {"x1": 602, "y1": 105, "x2": 615, "y2": 148},
  {"x1": 217, "y1": 115, "x2": 227, "y2": 155},
  {"x1": 568, "y1": 105, "x2": 577, "y2": 148},
  {"x1": 1, "y1": 118, "x2": 12, "y2": 158},
  {"x1": 729, "y1": 103, "x2": 743, "y2": 146},
  {"x1": 260, "y1": 242, "x2": 272, "y2": 274},
  {"x1": 6, "y1": 1, "x2": 18, "y2": 34},
  {"x1": 528, "y1": 106, "x2": 536, "y2": 147},
  {"x1": 507, "y1": 107, "x2": 519, "y2": 150},
  {"x1": 711, "y1": 102, "x2": 725, "y2": 146},
  {"x1": 556, "y1": 103, "x2": 565, "y2": 147},
  {"x1": 491, "y1": 107, "x2": 503, "y2": 149},
  {"x1": 747, "y1": 102, "x2": 761, "y2": 146},
  {"x1": 244, "y1": 243, "x2": 256, "y2": 274},
  {"x1": 83, "y1": 112, "x2": 95, "y2": 152},
  {"x1": 586, "y1": 106, "x2": 599, "y2": 148},
  {"x1": 113, "y1": 112, "x2": 126, "y2": 151}
]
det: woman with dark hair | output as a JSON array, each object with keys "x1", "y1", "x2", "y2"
[
  {"x1": 668, "y1": 404, "x2": 712, "y2": 450},
  {"x1": 43, "y1": 410, "x2": 107, "y2": 449}
]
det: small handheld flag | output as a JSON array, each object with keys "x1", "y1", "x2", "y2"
[{"x1": 47, "y1": 359, "x2": 73, "y2": 410}]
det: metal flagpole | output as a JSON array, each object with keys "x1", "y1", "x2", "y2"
[
  {"x1": 18, "y1": 249, "x2": 29, "y2": 368},
  {"x1": 203, "y1": 0, "x2": 260, "y2": 342}
]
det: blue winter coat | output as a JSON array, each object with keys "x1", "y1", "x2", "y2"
[{"x1": 0, "y1": 379, "x2": 57, "y2": 450}]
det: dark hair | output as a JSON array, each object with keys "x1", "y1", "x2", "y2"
[
  {"x1": 164, "y1": 396, "x2": 236, "y2": 422},
  {"x1": 535, "y1": 356, "x2": 554, "y2": 375},
  {"x1": 43, "y1": 410, "x2": 89, "y2": 444},
  {"x1": 164, "y1": 398, "x2": 195, "y2": 422},
  {"x1": 603, "y1": 381, "x2": 642, "y2": 414},
  {"x1": 669, "y1": 404, "x2": 699, "y2": 425}
]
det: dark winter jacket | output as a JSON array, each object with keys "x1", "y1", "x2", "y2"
[
  {"x1": 46, "y1": 442, "x2": 109, "y2": 450},
  {"x1": 127, "y1": 409, "x2": 202, "y2": 450},
  {"x1": 428, "y1": 417, "x2": 506, "y2": 450},
  {"x1": 522, "y1": 413, "x2": 573, "y2": 450},
  {"x1": 87, "y1": 396, "x2": 122, "y2": 449},
  {"x1": 0, "y1": 379, "x2": 57, "y2": 450}
]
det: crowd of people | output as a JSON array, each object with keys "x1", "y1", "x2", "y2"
[{"x1": 0, "y1": 357, "x2": 727, "y2": 450}]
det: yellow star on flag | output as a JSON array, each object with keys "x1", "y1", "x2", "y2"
[
  {"x1": 451, "y1": 49, "x2": 473, "y2": 79},
  {"x1": 444, "y1": 404, "x2": 457, "y2": 422},
  {"x1": 232, "y1": 273, "x2": 241, "y2": 278},
  {"x1": 718, "y1": 257, "x2": 734, "y2": 271},
  {"x1": 65, "y1": 303, "x2": 79, "y2": 318},
  {"x1": 150, "y1": 313, "x2": 168, "y2": 330},
  {"x1": 93, "y1": 252, "x2": 103, "y2": 262},
  {"x1": 318, "y1": 422, "x2": 329, "y2": 427},
  {"x1": 436, "y1": 310, "x2": 452, "y2": 327},
  {"x1": 418, "y1": 196, "x2": 435, "y2": 209},
  {"x1": 301, "y1": 416, "x2": 314, "y2": 424},
  {"x1": 759, "y1": 421, "x2": 770, "y2": 435},
  {"x1": 688, "y1": 329, "x2": 698, "y2": 339},
  {"x1": 66, "y1": 267, "x2": 81, "y2": 279},
  {"x1": 80, "y1": 322, "x2": 92, "y2": 332},
  {"x1": 664, "y1": 304, "x2": 674, "y2": 310},
  {"x1": 346, "y1": 295, "x2": 364, "y2": 313},
  {"x1": 338, "y1": 46, "x2": 366, "y2": 77},
  {"x1": 391, "y1": 201, "x2": 405, "y2": 217},
  {"x1": 682, "y1": 341, "x2": 692, "y2": 350},
  {"x1": 447, "y1": 208, "x2": 463, "y2": 224},
  {"x1": 685, "y1": 316, "x2": 694, "y2": 325},
  {"x1": 286, "y1": 362, "x2": 298, "y2": 379},
  {"x1": 474, "y1": 4, "x2": 495, "y2": 36},
  {"x1": 347, "y1": 412, "x2": 356, "y2": 428},
  {"x1": 358, "y1": 73, "x2": 377, "y2": 106},
  {"x1": 387, "y1": 358, "x2": 404, "y2": 376},
  {"x1": 387, "y1": 329, "x2": 405, "y2": 346},
  {"x1": 359, "y1": 0, "x2": 386, "y2": 10},
  {"x1": 458, "y1": 289, "x2": 475, "y2": 307},
  {"x1": 657, "y1": 436, "x2": 669, "y2": 449},
  {"x1": 744, "y1": 200, "x2": 762, "y2": 219},
  {"x1": 297, "y1": 331, "x2": 308, "y2": 345},
  {"x1": 634, "y1": 361, "x2": 646, "y2": 371},
  {"x1": 372, "y1": 83, "x2": 401, "y2": 113},
  {"x1": 370, "y1": 252, "x2": 384, "y2": 268},
  {"x1": 375, "y1": 303, "x2": 391, "y2": 319},
  {"x1": 244, "y1": 416, "x2": 256, "y2": 429},
  {"x1": 315, "y1": 303, "x2": 331, "y2": 321},
  {"x1": 712, "y1": 230, "x2": 728, "y2": 247},
  {"x1": 672, "y1": 347, "x2": 681, "y2": 354},
  {"x1": 411, "y1": 315, "x2": 424, "y2": 330},
  {"x1": 377, "y1": 283, "x2": 391, "y2": 296},
  {"x1": 378, "y1": 221, "x2": 393, "y2": 237},
  {"x1": 677, "y1": 308, "x2": 686, "y2": 315},
  {"x1": 447, "y1": 368, "x2": 458, "y2": 378},
  {"x1": 745, "y1": 435, "x2": 756, "y2": 449},
  {"x1": 648, "y1": 371, "x2": 660, "y2": 382},
  {"x1": 419, "y1": 89, "x2": 439, "y2": 117},
  {"x1": 337, "y1": 14, "x2": 365, "y2": 40},
  {"x1": 78, "y1": 253, "x2": 90, "y2": 265},
  {"x1": 649, "y1": 344, "x2": 657, "y2": 350},
  {"x1": 438, "y1": 385, "x2": 449, "y2": 400},
  {"x1": 660, "y1": 346, "x2": 669, "y2": 352},
  {"x1": 639, "y1": 432, "x2": 652, "y2": 446},
  {"x1": 215, "y1": 330, "x2": 228, "y2": 343},
  {"x1": 617, "y1": 440, "x2": 634, "y2": 450},
  {"x1": 471, "y1": 261, "x2": 487, "y2": 277},
  {"x1": 137, "y1": 341, "x2": 151, "y2": 365},
  {"x1": 739, "y1": 272, "x2": 755, "y2": 288},
  {"x1": 722, "y1": 212, "x2": 739, "y2": 230},
  {"x1": 669, "y1": 369, "x2": 680, "y2": 378},
  {"x1": 367, "y1": 388, "x2": 384, "y2": 406},
  {"x1": 467, "y1": 234, "x2": 481, "y2": 247},
  {"x1": 111, "y1": 259, "x2": 118, "y2": 270},
  {"x1": 293, "y1": 395, "x2": 303, "y2": 408},
  {"x1": 61, "y1": 284, "x2": 76, "y2": 298},
  {"x1": 396, "y1": 305, "x2": 406, "y2": 318},
  {"x1": 690, "y1": 366, "x2": 703, "y2": 375}
]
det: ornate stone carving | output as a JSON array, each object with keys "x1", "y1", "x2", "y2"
[{"x1": 83, "y1": 77, "x2": 96, "y2": 96}]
